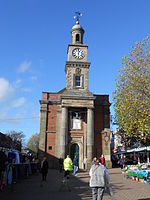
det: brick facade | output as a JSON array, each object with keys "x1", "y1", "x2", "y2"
[{"x1": 39, "y1": 92, "x2": 111, "y2": 168}]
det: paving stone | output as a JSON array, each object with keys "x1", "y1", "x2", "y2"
[{"x1": 0, "y1": 168, "x2": 150, "y2": 200}]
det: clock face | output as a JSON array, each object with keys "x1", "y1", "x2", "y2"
[{"x1": 72, "y1": 48, "x2": 84, "y2": 59}]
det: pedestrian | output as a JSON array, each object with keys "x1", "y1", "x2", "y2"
[
  {"x1": 41, "y1": 156, "x2": 49, "y2": 181},
  {"x1": 119, "y1": 156, "x2": 124, "y2": 169},
  {"x1": 63, "y1": 155, "x2": 73, "y2": 178},
  {"x1": 89, "y1": 159, "x2": 106, "y2": 200},
  {"x1": 0, "y1": 150, "x2": 7, "y2": 190},
  {"x1": 59, "y1": 157, "x2": 63, "y2": 173},
  {"x1": 92, "y1": 157, "x2": 97, "y2": 165},
  {"x1": 83, "y1": 157, "x2": 87, "y2": 170},
  {"x1": 63, "y1": 155, "x2": 73, "y2": 192},
  {"x1": 100, "y1": 154, "x2": 105, "y2": 165},
  {"x1": 73, "y1": 155, "x2": 78, "y2": 176}
]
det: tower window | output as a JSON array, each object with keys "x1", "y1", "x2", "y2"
[
  {"x1": 76, "y1": 34, "x2": 80, "y2": 42},
  {"x1": 74, "y1": 74, "x2": 84, "y2": 88},
  {"x1": 75, "y1": 75, "x2": 81, "y2": 87}
]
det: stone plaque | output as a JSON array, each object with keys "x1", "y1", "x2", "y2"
[{"x1": 73, "y1": 118, "x2": 81, "y2": 129}]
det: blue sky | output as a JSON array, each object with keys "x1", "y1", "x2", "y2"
[{"x1": 0, "y1": 0, "x2": 150, "y2": 142}]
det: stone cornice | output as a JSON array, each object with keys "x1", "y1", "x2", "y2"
[
  {"x1": 60, "y1": 95, "x2": 96, "y2": 101},
  {"x1": 40, "y1": 99, "x2": 61, "y2": 105},
  {"x1": 65, "y1": 61, "x2": 90, "y2": 72},
  {"x1": 39, "y1": 100, "x2": 48, "y2": 104},
  {"x1": 68, "y1": 43, "x2": 88, "y2": 48},
  {"x1": 47, "y1": 131, "x2": 56, "y2": 134}
]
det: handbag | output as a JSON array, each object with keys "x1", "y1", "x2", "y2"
[
  {"x1": 105, "y1": 183, "x2": 114, "y2": 196},
  {"x1": 76, "y1": 166, "x2": 78, "y2": 172}
]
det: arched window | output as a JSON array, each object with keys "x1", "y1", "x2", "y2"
[{"x1": 76, "y1": 34, "x2": 80, "y2": 42}]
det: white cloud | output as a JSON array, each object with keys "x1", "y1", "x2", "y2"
[
  {"x1": 30, "y1": 76, "x2": 37, "y2": 81},
  {"x1": 15, "y1": 79, "x2": 22, "y2": 85},
  {"x1": 32, "y1": 110, "x2": 40, "y2": 121},
  {"x1": 14, "y1": 79, "x2": 22, "y2": 88},
  {"x1": 22, "y1": 87, "x2": 32, "y2": 92},
  {"x1": 0, "y1": 78, "x2": 14, "y2": 102},
  {"x1": 0, "y1": 112, "x2": 23, "y2": 124},
  {"x1": 12, "y1": 97, "x2": 25, "y2": 108},
  {"x1": 18, "y1": 61, "x2": 31, "y2": 73},
  {"x1": 0, "y1": 113, "x2": 7, "y2": 121}
]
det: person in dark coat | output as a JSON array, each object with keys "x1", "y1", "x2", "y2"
[
  {"x1": 0, "y1": 151, "x2": 7, "y2": 187},
  {"x1": 41, "y1": 156, "x2": 49, "y2": 181},
  {"x1": 59, "y1": 157, "x2": 63, "y2": 173},
  {"x1": 119, "y1": 156, "x2": 124, "y2": 169}
]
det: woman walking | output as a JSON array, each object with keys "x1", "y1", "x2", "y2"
[{"x1": 89, "y1": 159, "x2": 106, "y2": 200}]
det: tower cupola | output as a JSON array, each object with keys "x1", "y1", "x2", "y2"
[{"x1": 71, "y1": 12, "x2": 84, "y2": 44}]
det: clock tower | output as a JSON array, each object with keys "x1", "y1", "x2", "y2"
[
  {"x1": 39, "y1": 14, "x2": 112, "y2": 169},
  {"x1": 61, "y1": 16, "x2": 95, "y2": 169},
  {"x1": 65, "y1": 17, "x2": 90, "y2": 92}
]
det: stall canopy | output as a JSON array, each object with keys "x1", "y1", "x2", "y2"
[{"x1": 116, "y1": 146, "x2": 150, "y2": 154}]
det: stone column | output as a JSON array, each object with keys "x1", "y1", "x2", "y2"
[
  {"x1": 87, "y1": 108, "x2": 94, "y2": 169},
  {"x1": 60, "y1": 106, "x2": 68, "y2": 159},
  {"x1": 55, "y1": 106, "x2": 61, "y2": 158},
  {"x1": 39, "y1": 102, "x2": 47, "y2": 160},
  {"x1": 84, "y1": 118, "x2": 87, "y2": 170}
]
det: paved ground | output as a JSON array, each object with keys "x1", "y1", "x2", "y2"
[{"x1": 0, "y1": 168, "x2": 150, "y2": 200}]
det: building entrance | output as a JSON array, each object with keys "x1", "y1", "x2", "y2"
[{"x1": 70, "y1": 143, "x2": 79, "y2": 164}]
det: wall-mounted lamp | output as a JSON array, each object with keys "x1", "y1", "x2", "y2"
[{"x1": 104, "y1": 131, "x2": 109, "y2": 144}]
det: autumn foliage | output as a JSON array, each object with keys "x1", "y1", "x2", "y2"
[{"x1": 113, "y1": 37, "x2": 150, "y2": 145}]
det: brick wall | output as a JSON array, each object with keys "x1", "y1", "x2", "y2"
[
  {"x1": 43, "y1": 93, "x2": 60, "y2": 160},
  {"x1": 94, "y1": 95, "x2": 106, "y2": 158}
]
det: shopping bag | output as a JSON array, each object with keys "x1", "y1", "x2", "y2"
[
  {"x1": 105, "y1": 184, "x2": 114, "y2": 196},
  {"x1": 76, "y1": 166, "x2": 78, "y2": 172}
]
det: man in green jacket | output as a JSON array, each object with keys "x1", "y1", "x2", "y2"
[{"x1": 63, "y1": 155, "x2": 73, "y2": 178}]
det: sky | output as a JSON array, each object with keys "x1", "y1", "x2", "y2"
[{"x1": 0, "y1": 0, "x2": 150, "y2": 142}]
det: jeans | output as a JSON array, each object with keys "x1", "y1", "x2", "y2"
[
  {"x1": 73, "y1": 165, "x2": 77, "y2": 175},
  {"x1": 92, "y1": 187, "x2": 104, "y2": 200}
]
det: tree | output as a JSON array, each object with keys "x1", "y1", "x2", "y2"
[
  {"x1": 26, "y1": 133, "x2": 39, "y2": 154},
  {"x1": 113, "y1": 36, "x2": 150, "y2": 145},
  {"x1": 6, "y1": 130, "x2": 25, "y2": 151}
]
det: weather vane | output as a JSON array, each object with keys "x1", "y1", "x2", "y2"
[{"x1": 74, "y1": 12, "x2": 82, "y2": 24}]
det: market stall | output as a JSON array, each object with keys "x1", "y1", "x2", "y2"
[{"x1": 122, "y1": 163, "x2": 150, "y2": 185}]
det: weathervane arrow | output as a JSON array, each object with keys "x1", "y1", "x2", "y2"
[{"x1": 74, "y1": 11, "x2": 82, "y2": 24}]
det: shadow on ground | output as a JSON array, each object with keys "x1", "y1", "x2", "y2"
[
  {"x1": 138, "y1": 199, "x2": 150, "y2": 200},
  {"x1": 0, "y1": 170, "x2": 92, "y2": 200}
]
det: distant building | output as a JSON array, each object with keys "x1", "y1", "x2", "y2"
[
  {"x1": 39, "y1": 18, "x2": 112, "y2": 169},
  {"x1": 113, "y1": 128, "x2": 123, "y2": 152}
]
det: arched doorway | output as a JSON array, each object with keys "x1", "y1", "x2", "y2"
[{"x1": 70, "y1": 143, "x2": 79, "y2": 164}]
